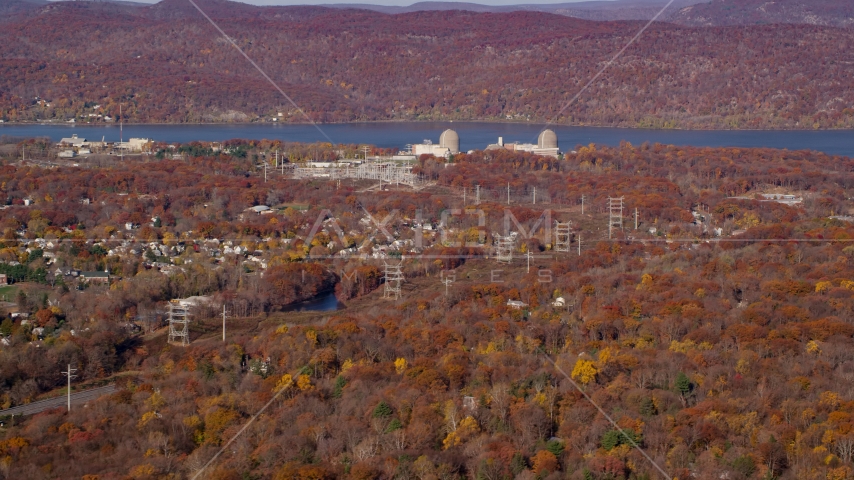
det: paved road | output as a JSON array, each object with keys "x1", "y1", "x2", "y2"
[{"x1": 0, "y1": 384, "x2": 116, "y2": 417}]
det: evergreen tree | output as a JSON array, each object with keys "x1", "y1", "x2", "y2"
[
  {"x1": 332, "y1": 375, "x2": 346, "y2": 398},
  {"x1": 372, "y1": 401, "x2": 393, "y2": 418},
  {"x1": 676, "y1": 372, "x2": 693, "y2": 406}
]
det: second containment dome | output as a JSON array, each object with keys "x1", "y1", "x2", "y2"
[{"x1": 439, "y1": 129, "x2": 460, "y2": 154}]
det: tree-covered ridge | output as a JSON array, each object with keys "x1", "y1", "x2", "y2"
[
  {"x1": 1, "y1": 1, "x2": 853, "y2": 128},
  {"x1": 672, "y1": 0, "x2": 854, "y2": 28}
]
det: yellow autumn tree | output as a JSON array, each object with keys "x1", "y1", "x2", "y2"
[
  {"x1": 442, "y1": 416, "x2": 479, "y2": 449},
  {"x1": 275, "y1": 374, "x2": 294, "y2": 392},
  {"x1": 571, "y1": 358, "x2": 598, "y2": 385},
  {"x1": 297, "y1": 374, "x2": 313, "y2": 391},
  {"x1": 137, "y1": 411, "x2": 158, "y2": 429},
  {"x1": 807, "y1": 340, "x2": 821, "y2": 355},
  {"x1": 394, "y1": 357, "x2": 407, "y2": 374},
  {"x1": 637, "y1": 273, "x2": 653, "y2": 290},
  {"x1": 203, "y1": 408, "x2": 238, "y2": 445},
  {"x1": 129, "y1": 464, "x2": 156, "y2": 477}
]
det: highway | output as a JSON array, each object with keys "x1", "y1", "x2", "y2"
[{"x1": 0, "y1": 384, "x2": 116, "y2": 417}]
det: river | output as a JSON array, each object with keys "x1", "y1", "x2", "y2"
[
  {"x1": 282, "y1": 291, "x2": 342, "y2": 312},
  {"x1": 1, "y1": 122, "x2": 852, "y2": 157}
]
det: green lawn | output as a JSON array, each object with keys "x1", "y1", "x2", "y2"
[{"x1": 0, "y1": 285, "x2": 18, "y2": 302}]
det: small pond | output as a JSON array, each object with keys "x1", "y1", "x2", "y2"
[{"x1": 282, "y1": 291, "x2": 342, "y2": 312}]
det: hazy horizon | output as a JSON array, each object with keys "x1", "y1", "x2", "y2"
[
  {"x1": 47, "y1": 0, "x2": 617, "y2": 6},
  {"x1": 243, "y1": 0, "x2": 608, "y2": 4}
]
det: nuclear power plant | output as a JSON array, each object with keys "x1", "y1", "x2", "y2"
[
  {"x1": 485, "y1": 128, "x2": 560, "y2": 158},
  {"x1": 293, "y1": 127, "x2": 560, "y2": 188},
  {"x1": 407, "y1": 128, "x2": 560, "y2": 159},
  {"x1": 538, "y1": 129, "x2": 558, "y2": 151},
  {"x1": 439, "y1": 129, "x2": 460, "y2": 154},
  {"x1": 410, "y1": 128, "x2": 460, "y2": 157}
]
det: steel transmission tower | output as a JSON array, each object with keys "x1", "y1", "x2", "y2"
[
  {"x1": 608, "y1": 197, "x2": 624, "y2": 239},
  {"x1": 554, "y1": 221, "x2": 572, "y2": 252},
  {"x1": 495, "y1": 235, "x2": 514, "y2": 263},
  {"x1": 383, "y1": 262, "x2": 404, "y2": 300},
  {"x1": 167, "y1": 300, "x2": 190, "y2": 346}
]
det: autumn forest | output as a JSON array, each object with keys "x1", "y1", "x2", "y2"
[
  {"x1": 0, "y1": 134, "x2": 849, "y2": 480},
  {"x1": 2, "y1": 0, "x2": 854, "y2": 478}
]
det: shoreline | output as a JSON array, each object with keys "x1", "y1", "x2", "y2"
[{"x1": 2, "y1": 120, "x2": 853, "y2": 133}]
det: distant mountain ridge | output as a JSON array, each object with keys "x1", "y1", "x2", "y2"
[
  {"x1": 325, "y1": 0, "x2": 707, "y2": 21},
  {"x1": 671, "y1": 0, "x2": 854, "y2": 28},
  {"x1": 1, "y1": 0, "x2": 853, "y2": 129},
  {"x1": 308, "y1": 0, "x2": 854, "y2": 26},
  {"x1": 0, "y1": 0, "x2": 46, "y2": 18},
  {"x1": 4, "y1": 0, "x2": 852, "y2": 26}
]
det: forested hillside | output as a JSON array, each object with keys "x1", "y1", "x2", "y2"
[
  {"x1": 347, "y1": 0, "x2": 854, "y2": 26},
  {"x1": 326, "y1": 0, "x2": 705, "y2": 21},
  {"x1": 672, "y1": 0, "x2": 854, "y2": 28},
  {"x1": 1, "y1": 0, "x2": 853, "y2": 128},
  {"x1": 0, "y1": 0, "x2": 45, "y2": 17}
]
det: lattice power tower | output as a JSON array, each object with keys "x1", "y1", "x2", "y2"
[
  {"x1": 554, "y1": 221, "x2": 572, "y2": 253},
  {"x1": 167, "y1": 300, "x2": 190, "y2": 346},
  {"x1": 383, "y1": 262, "x2": 404, "y2": 300},
  {"x1": 608, "y1": 197, "x2": 624, "y2": 239},
  {"x1": 495, "y1": 235, "x2": 514, "y2": 263}
]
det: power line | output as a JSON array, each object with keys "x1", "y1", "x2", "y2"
[
  {"x1": 61, "y1": 364, "x2": 77, "y2": 412},
  {"x1": 221, "y1": 304, "x2": 231, "y2": 343},
  {"x1": 441, "y1": 274, "x2": 455, "y2": 297},
  {"x1": 495, "y1": 235, "x2": 514, "y2": 264},
  {"x1": 608, "y1": 197, "x2": 624, "y2": 239},
  {"x1": 168, "y1": 300, "x2": 190, "y2": 346},
  {"x1": 383, "y1": 262, "x2": 404, "y2": 300},
  {"x1": 554, "y1": 221, "x2": 572, "y2": 253}
]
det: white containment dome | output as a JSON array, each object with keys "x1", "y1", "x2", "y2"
[
  {"x1": 439, "y1": 129, "x2": 460, "y2": 154},
  {"x1": 537, "y1": 129, "x2": 558, "y2": 149}
]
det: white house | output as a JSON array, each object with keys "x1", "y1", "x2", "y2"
[
  {"x1": 247, "y1": 205, "x2": 271, "y2": 214},
  {"x1": 507, "y1": 300, "x2": 528, "y2": 310}
]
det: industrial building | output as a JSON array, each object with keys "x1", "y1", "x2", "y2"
[
  {"x1": 58, "y1": 134, "x2": 88, "y2": 148},
  {"x1": 56, "y1": 134, "x2": 150, "y2": 155},
  {"x1": 409, "y1": 129, "x2": 460, "y2": 157},
  {"x1": 116, "y1": 138, "x2": 153, "y2": 153},
  {"x1": 485, "y1": 129, "x2": 560, "y2": 158}
]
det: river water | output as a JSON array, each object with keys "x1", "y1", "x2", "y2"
[
  {"x1": 282, "y1": 292, "x2": 341, "y2": 312},
  {"x1": 1, "y1": 122, "x2": 852, "y2": 157}
]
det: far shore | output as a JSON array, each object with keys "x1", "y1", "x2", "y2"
[{"x1": 1, "y1": 119, "x2": 852, "y2": 133}]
